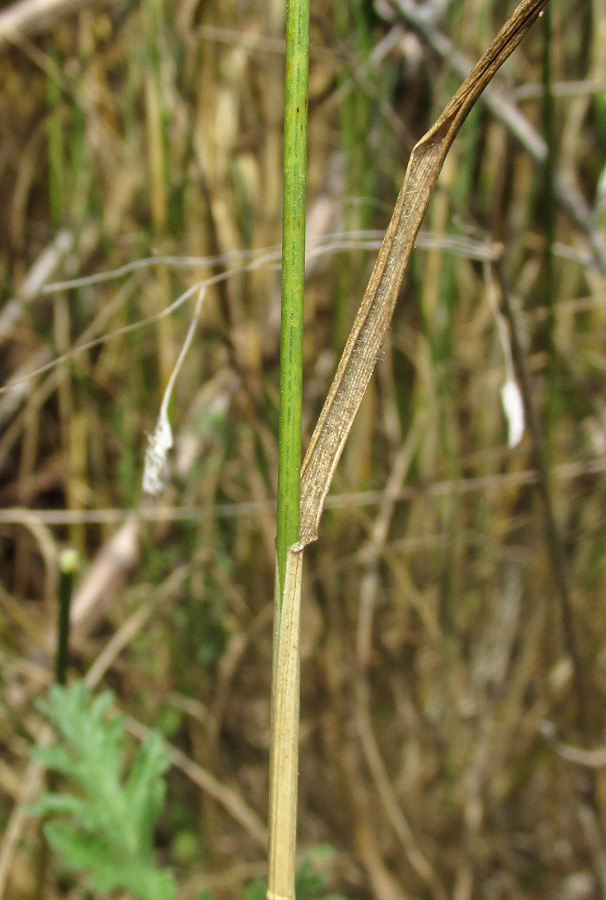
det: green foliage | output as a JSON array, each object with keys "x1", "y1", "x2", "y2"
[
  {"x1": 243, "y1": 878, "x2": 267, "y2": 900},
  {"x1": 172, "y1": 588, "x2": 229, "y2": 690},
  {"x1": 295, "y1": 844, "x2": 347, "y2": 900},
  {"x1": 29, "y1": 682, "x2": 176, "y2": 900}
]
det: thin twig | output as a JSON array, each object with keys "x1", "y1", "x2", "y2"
[
  {"x1": 0, "y1": 0, "x2": 114, "y2": 48},
  {"x1": 8, "y1": 446, "x2": 606, "y2": 527},
  {"x1": 354, "y1": 418, "x2": 447, "y2": 900},
  {"x1": 496, "y1": 264, "x2": 590, "y2": 732}
]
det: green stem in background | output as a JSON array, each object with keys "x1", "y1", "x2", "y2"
[
  {"x1": 36, "y1": 548, "x2": 80, "y2": 899},
  {"x1": 46, "y1": 50, "x2": 64, "y2": 228},
  {"x1": 55, "y1": 549, "x2": 79, "y2": 686},
  {"x1": 541, "y1": 4, "x2": 556, "y2": 438},
  {"x1": 276, "y1": 0, "x2": 309, "y2": 595},
  {"x1": 334, "y1": 0, "x2": 375, "y2": 349}
]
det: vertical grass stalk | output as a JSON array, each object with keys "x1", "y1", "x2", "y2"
[
  {"x1": 275, "y1": 0, "x2": 309, "y2": 595},
  {"x1": 269, "y1": 0, "x2": 309, "y2": 896},
  {"x1": 55, "y1": 549, "x2": 79, "y2": 686},
  {"x1": 36, "y1": 547, "x2": 80, "y2": 899}
]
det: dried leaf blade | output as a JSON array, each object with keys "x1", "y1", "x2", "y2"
[{"x1": 298, "y1": 0, "x2": 551, "y2": 547}]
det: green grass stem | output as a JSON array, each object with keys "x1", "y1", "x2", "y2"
[
  {"x1": 276, "y1": 0, "x2": 310, "y2": 595},
  {"x1": 55, "y1": 549, "x2": 79, "y2": 686},
  {"x1": 268, "y1": 2, "x2": 309, "y2": 895}
]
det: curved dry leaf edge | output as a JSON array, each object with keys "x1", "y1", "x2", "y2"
[{"x1": 296, "y1": 0, "x2": 552, "y2": 550}]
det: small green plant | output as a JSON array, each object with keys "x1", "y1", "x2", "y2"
[
  {"x1": 29, "y1": 681, "x2": 175, "y2": 900},
  {"x1": 294, "y1": 844, "x2": 347, "y2": 900}
]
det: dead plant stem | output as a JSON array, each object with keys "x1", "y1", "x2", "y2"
[{"x1": 496, "y1": 264, "x2": 590, "y2": 732}]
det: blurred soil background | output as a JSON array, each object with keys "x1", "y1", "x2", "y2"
[{"x1": 2, "y1": 0, "x2": 606, "y2": 897}]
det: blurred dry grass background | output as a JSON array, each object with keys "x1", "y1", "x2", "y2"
[{"x1": 2, "y1": 0, "x2": 606, "y2": 897}]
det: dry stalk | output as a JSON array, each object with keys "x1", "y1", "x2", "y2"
[
  {"x1": 353, "y1": 417, "x2": 447, "y2": 900},
  {"x1": 495, "y1": 265, "x2": 590, "y2": 731},
  {"x1": 0, "y1": 0, "x2": 114, "y2": 48},
  {"x1": 268, "y1": 549, "x2": 303, "y2": 900}
]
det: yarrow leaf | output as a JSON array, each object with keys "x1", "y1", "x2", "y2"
[{"x1": 29, "y1": 681, "x2": 176, "y2": 900}]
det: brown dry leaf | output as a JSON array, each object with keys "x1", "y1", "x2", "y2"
[{"x1": 298, "y1": 0, "x2": 552, "y2": 548}]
